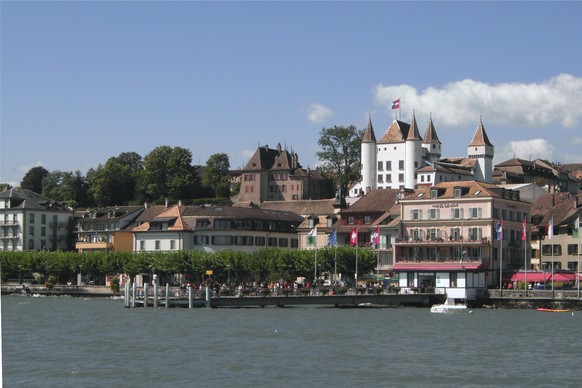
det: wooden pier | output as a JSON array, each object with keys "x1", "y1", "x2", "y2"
[{"x1": 124, "y1": 283, "x2": 446, "y2": 309}]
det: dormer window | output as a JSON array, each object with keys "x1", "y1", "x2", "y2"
[
  {"x1": 431, "y1": 189, "x2": 438, "y2": 199},
  {"x1": 454, "y1": 188, "x2": 462, "y2": 198}
]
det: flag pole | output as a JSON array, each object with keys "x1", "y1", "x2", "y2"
[
  {"x1": 499, "y1": 235, "x2": 503, "y2": 295},
  {"x1": 551, "y1": 218, "x2": 555, "y2": 299},
  {"x1": 524, "y1": 218, "x2": 528, "y2": 297},
  {"x1": 577, "y1": 218, "x2": 580, "y2": 299},
  {"x1": 355, "y1": 244, "x2": 358, "y2": 290}
]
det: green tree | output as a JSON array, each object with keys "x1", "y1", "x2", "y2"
[
  {"x1": 41, "y1": 170, "x2": 90, "y2": 208},
  {"x1": 203, "y1": 153, "x2": 231, "y2": 196},
  {"x1": 316, "y1": 125, "x2": 363, "y2": 197},
  {"x1": 88, "y1": 152, "x2": 142, "y2": 206},
  {"x1": 138, "y1": 146, "x2": 198, "y2": 203},
  {"x1": 21, "y1": 166, "x2": 49, "y2": 193}
]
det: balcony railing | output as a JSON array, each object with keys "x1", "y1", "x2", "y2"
[{"x1": 396, "y1": 237, "x2": 490, "y2": 245}]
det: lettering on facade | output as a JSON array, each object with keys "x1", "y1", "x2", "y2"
[{"x1": 431, "y1": 203, "x2": 459, "y2": 208}]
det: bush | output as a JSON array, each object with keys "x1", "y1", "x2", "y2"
[{"x1": 110, "y1": 277, "x2": 120, "y2": 294}]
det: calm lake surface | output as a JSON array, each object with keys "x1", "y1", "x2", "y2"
[{"x1": 2, "y1": 295, "x2": 581, "y2": 387}]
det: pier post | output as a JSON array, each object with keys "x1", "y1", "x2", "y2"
[
  {"x1": 165, "y1": 283, "x2": 170, "y2": 308},
  {"x1": 124, "y1": 282, "x2": 130, "y2": 308},
  {"x1": 153, "y1": 283, "x2": 158, "y2": 308},
  {"x1": 205, "y1": 286, "x2": 211, "y2": 308},
  {"x1": 144, "y1": 283, "x2": 149, "y2": 307},
  {"x1": 131, "y1": 283, "x2": 136, "y2": 308},
  {"x1": 188, "y1": 286, "x2": 193, "y2": 309}
]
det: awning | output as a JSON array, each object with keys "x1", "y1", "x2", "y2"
[
  {"x1": 393, "y1": 262, "x2": 483, "y2": 271},
  {"x1": 508, "y1": 272, "x2": 576, "y2": 283}
]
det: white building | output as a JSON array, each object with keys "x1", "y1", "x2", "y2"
[
  {"x1": 0, "y1": 188, "x2": 73, "y2": 251},
  {"x1": 357, "y1": 114, "x2": 494, "y2": 195}
]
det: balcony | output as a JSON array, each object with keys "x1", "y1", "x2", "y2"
[
  {"x1": 393, "y1": 257, "x2": 488, "y2": 271},
  {"x1": 76, "y1": 241, "x2": 113, "y2": 251},
  {"x1": 395, "y1": 237, "x2": 490, "y2": 245}
]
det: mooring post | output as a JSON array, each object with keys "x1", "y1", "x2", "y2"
[
  {"x1": 153, "y1": 283, "x2": 158, "y2": 308},
  {"x1": 205, "y1": 286, "x2": 211, "y2": 308},
  {"x1": 131, "y1": 282, "x2": 136, "y2": 308},
  {"x1": 188, "y1": 285, "x2": 193, "y2": 309},
  {"x1": 165, "y1": 283, "x2": 170, "y2": 308},
  {"x1": 144, "y1": 283, "x2": 149, "y2": 307},
  {"x1": 124, "y1": 282, "x2": 130, "y2": 308}
]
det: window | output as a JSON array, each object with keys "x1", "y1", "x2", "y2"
[
  {"x1": 410, "y1": 209, "x2": 422, "y2": 220},
  {"x1": 386, "y1": 161, "x2": 392, "y2": 171},
  {"x1": 431, "y1": 189, "x2": 438, "y2": 199},
  {"x1": 212, "y1": 235, "x2": 233, "y2": 246},
  {"x1": 427, "y1": 175, "x2": 431, "y2": 182},
  {"x1": 399, "y1": 160, "x2": 404, "y2": 170},
  {"x1": 364, "y1": 216, "x2": 371, "y2": 224},
  {"x1": 501, "y1": 209, "x2": 507, "y2": 220},
  {"x1": 568, "y1": 261, "x2": 578, "y2": 271},
  {"x1": 196, "y1": 220, "x2": 209, "y2": 228},
  {"x1": 327, "y1": 218, "x2": 334, "y2": 227},
  {"x1": 214, "y1": 220, "x2": 231, "y2": 229},
  {"x1": 194, "y1": 235, "x2": 209, "y2": 245},
  {"x1": 411, "y1": 229, "x2": 423, "y2": 241},
  {"x1": 267, "y1": 237, "x2": 277, "y2": 247},
  {"x1": 428, "y1": 208, "x2": 440, "y2": 220},
  {"x1": 29, "y1": 239, "x2": 34, "y2": 249},
  {"x1": 254, "y1": 236, "x2": 266, "y2": 246},
  {"x1": 41, "y1": 227, "x2": 46, "y2": 237},
  {"x1": 348, "y1": 216, "x2": 355, "y2": 225},
  {"x1": 468, "y1": 207, "x2": 482, "y2": 219},
  {"x1": 170, "y1": 240, "x2": 176, "y2": 250},
  {"x1": 468, "y1": 227, "x2": 482, "y2": 240},
  {"x1": 421, "y1": 175, "x2": 425, "y2": 183},
  {"x1": 235, "y1": 236, "x2": 254, "y2": 246},
  {"x1": 398, "y1": 174, "x2": 404, "y2": 182},
  {"x1": 451, "y1": 208, "x2": 464, "y2": 219},
  {"x1": 140, "y1": 240, "x2": 145, "y2": 250},
  {"x1": 454, "y1": 188, "x2": 462, "y2": 198},
  {"x1": 386, "y1": 175, "x2": 392, "y2": 183},
  {"x1": 41, "y1": 214, "x2": 46, "y2": 224},
  {"x1": 428, "y1": 228, "x2": 440, "y2": 240},
  {"x1": 542, "y1": 244, "x2": 561, "y2": 255},
  {"x1": 29, "y1": 213, "x2": 35, "y2": 223},
  {"x1": 450, "y1": 227, "x2": 461, "y2": 240},
  {"x1": 568, "y1": 244, "x2": 579, "y2": 255},
  {"x1": 29, "y1": 226, "x2": 34, "y2": 237},
  {"x1": 378, "y1": 161, "x2": 383, "y2": 171},
  {"x1": 378, "y1": 174, "x2": 383, "y2": 183},
  {"x1": 155, "y1": 240, "x2": 160, "y2": 250},
  {"x1": 290, "y1": 238, "x2": 299, "y2": 248},
  {"x1": 278, "y1": 238, "x2": 288, "y2": 248},
  {"x1": 493, "y1": 208, "x2": 499, "y2": 218}
]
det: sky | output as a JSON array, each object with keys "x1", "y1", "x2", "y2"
[{"x1": 2, "y1": 1, "x2": 582, "y2": 188}]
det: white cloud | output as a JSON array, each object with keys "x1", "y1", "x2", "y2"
[
  {"x1": 374, "y1": 74, "x2": 582, "y2": 129},
  {"x1": 306, "y1": 103, "x2": 334, "y2": 124},
  {"x1": 496, "y1": 138, "x2": 556, "y2": 164}
]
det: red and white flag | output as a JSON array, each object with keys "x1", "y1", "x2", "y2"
[
  {"x1": 391, "y1": 99, "x2": 400, "y2": 109},
  {"x1": 350, "y1": 227, "x2": 358, "y2": 246}
]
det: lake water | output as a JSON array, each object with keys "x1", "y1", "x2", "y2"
[{"x1": 2, "y1": 295, "x2": 581, "y2": 387}]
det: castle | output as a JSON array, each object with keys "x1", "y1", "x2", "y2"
[{"x1": 354, "y1": 113, "x2": 494, "y2": 195}]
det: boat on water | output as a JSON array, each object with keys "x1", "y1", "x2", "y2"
[
  {"x1": 536, "y1": 307, "x2": 570, "y2": 313},
  {"x1": 430, "y1": 298, "x2": 468, "y2": 313}
]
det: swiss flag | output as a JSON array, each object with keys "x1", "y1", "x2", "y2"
[{"x1": 350, "y1": 227, "x2": 358, "y2": 246}]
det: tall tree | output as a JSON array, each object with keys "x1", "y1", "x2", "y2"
[
  {"x1": 203, "y1": 153, "x2": 231, "y2": 196},
  {"x1": 316, "y1": 125, "x2": 363, "y2": 197},
  {"x1": 41, "y1": 170, "x2": 90, "y2": 208},
  {"x1": 88, "y1": 152, "x2": 143, "y2": 206},
  {"x1": 21, "y1": 166, "x2": 49, "y2": 193},
  {"x1": 138, "y1": 146, "x2": 197, "y2": 203}
]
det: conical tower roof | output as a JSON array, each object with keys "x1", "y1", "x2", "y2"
[
  {"x1": 422, "y1": 115, "x2": 441, "y2": 144},
  {"x1": 362, "y1": 115, "x2": 376, "y2": 143},
  {"x1": 406, "y1": 112, "x2": 422, "y2": 141},
  {"x1": 468, "y1": 119, "x2": 494, "y2": 147}
]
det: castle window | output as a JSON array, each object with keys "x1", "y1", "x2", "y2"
[
  {"x1": 378, "y1": 161, "x2": 383, "y2": 171},
  {"x1": 378, "y1": 175, "x2": 383, "y2": 183},
  {"x1": 386, "y1": 161, "x2": 392, "y2": 171},
  {"x1": 399, "y1": 160, "x2": 404, "y2": 170},
  {"x1": 398, "y1": 174, "x2": 404, "y2": 182}
]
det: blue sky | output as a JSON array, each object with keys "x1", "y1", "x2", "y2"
[{"x1": 2, "y1": 1, "x2": 582, "y2": 187}]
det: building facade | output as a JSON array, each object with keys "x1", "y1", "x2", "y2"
[
  {"x1": 0, "y1": 188, "x2": 73, "y2": 251},
  {"x1": 393, "y1": 181, "x2": 531, "y2": 301},
  {"x1": 358, "y1": 115, "x2": 494, "y2": 194}
]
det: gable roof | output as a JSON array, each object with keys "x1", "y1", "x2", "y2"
[
  {"x1": 0, "y1": 188, "x2": 71, "y2": 211},
  {"x1": 342, "y1": 189, "x2": 400, "y2": 214},
  {"x1": 377, "y1": 120, "x2": 411, "y2": 144}
]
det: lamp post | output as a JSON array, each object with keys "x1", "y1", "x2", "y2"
[{"x1": 18, "y1": 265, "x2": 22, "y2": 284}]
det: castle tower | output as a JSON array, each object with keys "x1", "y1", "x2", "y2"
[
  {"x1": 422, "y1": 114, "x2": 441, "y2": 164},
  {"x1": 360, "y1": 115, "x2": 377, "y2": 194},
  {"x1": 467, "y1": 118, "x2": 494, "y2": 182},
  {"x1": 404, "y1": 112, "x2": 422, "y2": 189}
]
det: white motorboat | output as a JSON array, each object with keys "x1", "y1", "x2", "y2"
[{"x1": 430, "y1": 298, "x2": 468, "y2": 313}]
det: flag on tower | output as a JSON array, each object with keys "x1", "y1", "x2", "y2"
[
  {"x1": 350, "y1": 227, "x2": 358, "y2": 246},
  {"x1": 391, "y1": 99, "x2": 400, "y2": 109}
]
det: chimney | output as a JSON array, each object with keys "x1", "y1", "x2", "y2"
[{"x1": 165, "y1": 198, "x2": 168, "y2": 208}]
